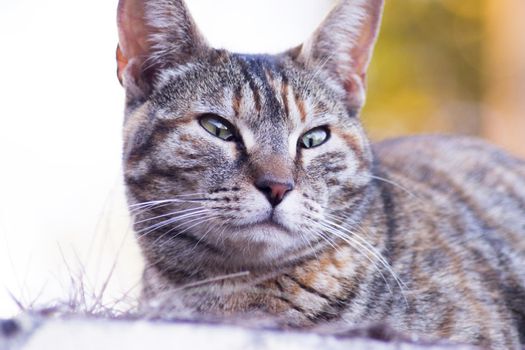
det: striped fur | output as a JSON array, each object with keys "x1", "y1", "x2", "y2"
[{"x1": 117, "y1": 1, "x2": 525, "y2": 348}]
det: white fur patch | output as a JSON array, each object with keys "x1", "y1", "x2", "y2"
[{"x1": 237, "y1": 120, "x2": 257, "y2": 151}]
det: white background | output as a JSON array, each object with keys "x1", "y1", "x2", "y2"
[{"x1": 0, "y1": 0, "x2": 334, "y2": 317}]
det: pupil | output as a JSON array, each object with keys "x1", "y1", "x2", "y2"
[{"x1": 305, "y1": 137, "x2": 313, "y2": 148}]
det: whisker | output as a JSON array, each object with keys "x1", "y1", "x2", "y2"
[
  {"x1": 369, "y1": 173, "x2": 457, "y2": 219},
  {"x1": 323, "y1": 219, "x2": 402, "y2": 277},
  {"x1": 369, "y1": 175, "x2": 420, "y2": 200},
  {"x1": 134, "y1": 207, "x2": 204, "y2": 224},
  {"x1": 137, "y1": 210, "x2": 210, "y2": 238},
  {"x1": 131, "y1": 198, "x2": 210, "y2": 209},
  {"x1": 308, "y1": 218, "x2": 395, "y2": 297},
  {"x1": 131, "y1": 202, "x2": 174, "y2": 216},
  {"x1": 304, "y1": 54, "x2": 332, "y2": 92},
  {"x1": 321, "y1": 212, "x2": 410, "y2": 299},
  {"x1": 138, "y1": 271, "x2": 251, "y2": 318},
  {"x1": 320, "y1": 219, "x2": 408, "y2": 304},
  {"x1": 172, "y1": 271, "x2": 251, "y2": 293},
  {"x1": 152, "y1": 215, "x2": 219, "y2": 247},
  {"x1": 192, "y1": 219, "x2": 221, "y2": 250},
  {"x1": 214, "y1": 219, "x2": 229, "y2": 249},
  {"x1": 130, "y1": 193, "x2": 208, "y2": 208},
  {"x1": 331, "y1": 218, "x2": 407, "y2": 287},
  {"x1": 137, "y1": 209, "x2": 208, "y2": 235},
  {"x1": 297, "y1": 229, "x2": 320, "y2": 262},
  {"x1": 306, "y1": 218, "x2": 390, "y2": 276},
  {"x1": 324, "y1": 212, "x2": 372, "y2": 238},
  {"x1": 303, "y1": 224, "x2": 340, "y2": 255}
]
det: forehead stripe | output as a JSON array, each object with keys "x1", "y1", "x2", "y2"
[
  {"x1": 281, "y1": 73, "x2": 290, "y2": 118},
  {"x1": 249, "y1": 78, "x2": 262, "y2": 113},
  {"x1": 232, "y1": 85, "x2": 242, "y2": 117},
  {"x1": 294, "y1": 92, "x2": 307, "y2": 123},
  {"x1": 238, "y1": 57, "x2": 263, "y2": 113}
]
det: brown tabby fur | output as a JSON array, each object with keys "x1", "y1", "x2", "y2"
[{"x1": 116, "y1": 0, "x2": 525, "y2": 348}]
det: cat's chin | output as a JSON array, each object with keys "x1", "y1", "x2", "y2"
[
  {"x1": 232, "y1": 219, "x2": 292, "y2": 237},
  {"x1": 207, "y1": 220, "x2": 311, "y2": 269}
]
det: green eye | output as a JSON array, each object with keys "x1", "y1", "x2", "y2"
[
  {"x1": 300, "y1": 127, "x2": 330, "y2": 149},
  {"x1": 199, "y1": 114, "x2": 236, "y2": 142}
]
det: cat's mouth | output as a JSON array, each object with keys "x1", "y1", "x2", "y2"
[
  {"x1": 229, "y1": 215, "x2": 293, "y2": 235},
  {"x1": 254, "y1": 218, "x2": 291, "y2": 233}
]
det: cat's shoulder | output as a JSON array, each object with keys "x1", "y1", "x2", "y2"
[
  {"x1": 373, "y1": 134, "x2": 525, "y2": 174},
  {"x1": 372, "y1": 135, "x2": 525, "y2": 231},
  {"x1": 372, "y1": 135, "x2": 525, "y2": 197}
]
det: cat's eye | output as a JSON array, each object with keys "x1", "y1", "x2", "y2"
[
  {"x1": 199, "y1": 114, "x2": 236, "y2": 142},
  {"x1": 300, "y1": 127, "x2": 330, "y2": 149}
]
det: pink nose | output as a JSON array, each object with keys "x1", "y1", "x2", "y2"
[{"x1": 255, "y1": 177, "x2": 294, "y2": 207}]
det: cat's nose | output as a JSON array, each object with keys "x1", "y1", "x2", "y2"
[{"x1": 255, "y1": 177, "x2": 294, "y2": 207}]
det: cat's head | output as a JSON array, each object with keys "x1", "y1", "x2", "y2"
[{"x1": 117, "y1": 0, "x2": 383, "y2": 271}]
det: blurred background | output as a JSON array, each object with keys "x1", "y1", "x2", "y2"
[
  {"x1": 366, "y1": 0, "x2": 525, "y2": 156},
  {"x1": 0, "y1": 0, "x2": 523, "y2": 317}
]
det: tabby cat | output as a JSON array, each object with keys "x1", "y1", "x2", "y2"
[{"x1": 116, "y1": 0, "x2": 525, "y2": 348}]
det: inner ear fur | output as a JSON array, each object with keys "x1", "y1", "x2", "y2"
[
  {"x1": 116, "y1": 0, "x2": 208, "y2": 98},
  {"x1": 293, "y1": 0, "x2": 384, "y2": 112}
]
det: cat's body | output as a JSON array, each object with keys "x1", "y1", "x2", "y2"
[
  {"x1": 116, "y1": 0, "x2": 525, "y2": 348},
  {"x1": 139, "y1": 135, "x2": 525, "y2": 348}
]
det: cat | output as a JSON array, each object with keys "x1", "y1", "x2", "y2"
[{"x1": 116, "y1": 0, "x2": 525, "y2": 348}]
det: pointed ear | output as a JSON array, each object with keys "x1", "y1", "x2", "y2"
[
  {"x1": 293, "y1": 0, "x2": 384, "y2": 113},
  {"x1": 117, "y1": 0, "x2": 208, "y2": 98}
]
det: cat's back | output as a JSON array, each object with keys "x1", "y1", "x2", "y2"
[
  {"x1": 373, "y1": 135, "x2": 525, "y2": 246},
  {"x1": 374, "y1": 135, "x2": 525, "y2": 205},
  {"x1": 374, "y1": 134, "x2": 525, "y2": 175},
  {"x1": 372, "y1": 135, "x2": 525, "y2": 346}
]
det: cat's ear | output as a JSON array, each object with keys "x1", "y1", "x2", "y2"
[
  {"x1": 117, "y1": 0, "x2": 208, "y2": 98},
  {"x1": 291, "y1": 0, "x2": 384, "y2": 113}
]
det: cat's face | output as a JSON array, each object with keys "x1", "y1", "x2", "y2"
[
  {"x1": 124, "y1": 52, "x2": 373, "y2": 267},
  {"x1": 118, "y1": 0, "x2": 383, "y2": 270}
]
